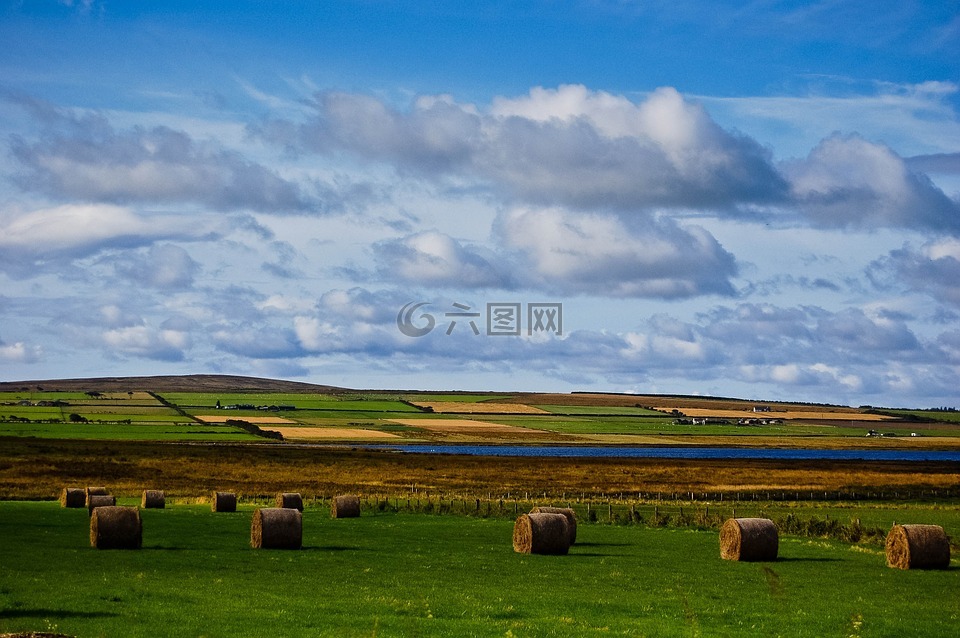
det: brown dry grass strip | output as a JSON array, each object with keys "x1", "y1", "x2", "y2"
[{"x1": 1, "y1": 438, "x2": 957, "y2": 501}]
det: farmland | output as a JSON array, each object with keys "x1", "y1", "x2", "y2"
[
  {"x1": 2, "y1": 379, "x2": 959, "y2": 446},
  {"x1": 0, "y1": 375, "x2": 958, "y2": 636}
]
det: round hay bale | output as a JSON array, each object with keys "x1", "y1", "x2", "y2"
[
  {"x1": 513, "y1": 512, "x2": 570, "y2": 555},
  {"x1": 276, "y1": 492, "x2": 304, "y2": 511},
  {"x1": 886, "y1": 524, "x2": 950, "y2": 570},
  {"x1": 87, "y1": 494, "x2": 116, "y2": 516},
  {"x1": 330, "y1": 494, "x2": 361, "y2": 518},
  {"x1": 720, "y1": 518, "x2": 778, "y2": 561},
  {"x1": 84, "y1": 486, "x2": 109, "y2": 507},
  {"x1": 251, "y1": 507, "x2": 302, "y2": 549},
  {"x1": 60, "y1": 487, "x2": 85, "y2": 508},
  {"x1": 90, "y1": 506, "x2": 142, "y2": 549},
  {"x1": 531, "y1": 506, "x2": 577, "y2": 545},
  {"x1": 211, "y1": 491, "x2": 237, "y2": 512},
  {"x1": 141, "y1": 490, "x2": 165, "y2": 509}
]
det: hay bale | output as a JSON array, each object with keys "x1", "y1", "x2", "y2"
[
  {"x1": 330, "y1": 494, "x2": 360, "y2": 518},
  {"x1": 60, "y1": 487, "x2": 85, "y2": 508},
  {"x1": 513, "y1": 512, "x2": 570, "y2": 555},
  {"x1": 720, "y1": 518, "x2": 778, "y2": 561},
  {"x1": 211, "y1": 491, "x2": 237, "y2": 512},
  {"x1": 276, "y1": 492, "x2": 304, "y2": 511},
  {"x1": 90, "y1": 506, "x2": 142, "y2": 549},
  {"x1": 84, "y1": 486, "x2": 109, "y2": 507},
  {"x1": 141, "y1": 490, "x2": 165, "y2": 509},
  {"x1": 886, "y1": 524, "x2": 951, "y2": 570},
  {"x1": 531, "y1": 506, "x2": 577, "y2": 545},
  {"x1": 87, "y1": 494, "x2": 116, "y2": 516},
  {"x1": 251, "y1": 507, "x2": 302, "y2": 549}
]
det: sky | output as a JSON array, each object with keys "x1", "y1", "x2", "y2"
[{"x1": 1, "y1": 1, "x2": 959, "y2": 408}]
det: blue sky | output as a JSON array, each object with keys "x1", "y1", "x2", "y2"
[{"x1": 1, "y1": 1, "x2": 959, "y2": 407}]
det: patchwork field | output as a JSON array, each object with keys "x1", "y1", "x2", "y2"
[
  {"x1": 0, "y1": 372, "x2": 958, "y2": 637},
  {"x1": 194, "y1": 414, "x2": 297, "y2": 424},
  {"x1": 408, "y1": 401, "x2": 549, "y2": 414}
]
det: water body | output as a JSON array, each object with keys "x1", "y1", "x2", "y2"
[{"x1": 360, "y1": 445, "x2": 960, "y2": 462}]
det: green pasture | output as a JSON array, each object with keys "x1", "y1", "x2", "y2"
[
  {"x1": 0, "y1": 422, "x2": 258, "y2": 441},
  {"x1": 0, "y1": 501, "x2": 957, "y2": 637},
  {"x1": 468, "y1": 415, "x2": 875, "y2": 437},
  {"x1": 0, "y1": 391, "x2": 97, "y2": 402},
  {"x1": 163, "y1": 392, "x2": 421, "y2": 413}
]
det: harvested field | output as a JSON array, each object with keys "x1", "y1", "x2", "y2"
[
  {"x1": 390, "y1": 418, "x2": 534, "y2": 432},
  {"x1": 388, "y1": 418, "x2": 568, "y2": 442},
  {"x1": 409, "y1": 401, "x2": 549, "y2": 414},
  {"x1": 194, "y1": 415, "x2": 296, "y2": 425},
  {"x1": 662, "y1": 408, "x2": 895, "y2": 421},
  {"x1": 265, "y1": 427, "x2": 402, "y2": 440}
]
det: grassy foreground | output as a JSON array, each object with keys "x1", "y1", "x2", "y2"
[{"x1": 1, "y1": 502, "x2": 957, "y2": 637}]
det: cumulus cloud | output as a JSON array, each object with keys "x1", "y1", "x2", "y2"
[
  {"x1": 8, "y1": 97, "x2": 314, "y2": 213},
  {"x1": 496, "y1": 207, "x2": 738, "y2": 298},
  {"x1": 871, "y1": 238, "x2": 960, "y2": 306},
  {"x1": 782, "y1": 134, "x2": 960, "y2": 232},
  {"x1": 255, "y1": 85, "x2": 960, "y2": 233},
  {"x1": 111, "y1": 244, "x2": 200, "y2": 289},
  {"x1": 373, "y1": 231, "x2": 507, "y2": 288},
  {"x1": 101, "y1": 324, "x2": 189, "y2": 361},
  {"x1": 0, "y1": 339, "x2": 42, "y2": 363},
  {"x1": 0, "y1": 203, "x2": 226, "y2": 278},
  {"x1": 256, "y1": 85, "x2": 787, "y2": 212}
]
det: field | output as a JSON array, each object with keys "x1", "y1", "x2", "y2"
[
  {"x1": 1, "y1": 501, "x2": 958, "y2": 637},
  {"x1": 1, "y1": 375, "x2": 958, "y2": 636},
  {"x1": 4, "y1": 383, "x2": 960, "y2": 445}
]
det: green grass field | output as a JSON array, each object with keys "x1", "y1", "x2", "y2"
[
  {"x1": 0, "y1": 501, "x2": 957, "y2": 637},
  {"x1": 0, "y1": 422, "x2": 258, "y2": 441}
]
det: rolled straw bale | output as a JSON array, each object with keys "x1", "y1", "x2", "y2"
[
  {"x1": 61, "y1": 487, "x2": 85, "y2": 508},
  {"x1": 84, "y1": 486, "x2": 109, "y2": 507},
  {"x1": 719, "y1": 518, "x2": 778, "y2": 561},
  {"x1": 276, "y1": 492, "x2": 304, "y2": 511},
  {"x1": 87, "y1": 494, "x2": 116, "y2": 516},
  {"x1": 330, "y1": 494, "x2": 360, "y2": 518},
  {"x1": 513, "y1": 512, "x2": 570, "y2": 555},
  {"x1": 531, "y1": 506, "x2": 577, "y2": 545},
  {"x1": 885, "y1": 524, "x2": 950, "y2": 570},
  {"x1": 251, "y1": 507, "x2": 302, "y2": 549},
  {"x1": 90, "y1": 506, "x2": 142, "y2": 549},
  {"x1": 141, "y1": 490, "x2": 165, "y2": 509},
  {"x1": 211, "y1": 491, "x2": 237, "y2": 512}
]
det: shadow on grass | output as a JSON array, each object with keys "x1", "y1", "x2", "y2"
[
  {"x1": 0, "y1": 608, "x2": 119, "y2": 620},
  {"x1": 301, "y1": 545, "x2": 361, "y2": 552}
]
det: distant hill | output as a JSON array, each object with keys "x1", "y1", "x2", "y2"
[{"x1": 0, "y1": 374, "x2": 347, "y2": 394}]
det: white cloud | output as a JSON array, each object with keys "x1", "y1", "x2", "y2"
[
  {"x1": 497, "y1": 207, "x2": 737, "y2": 298},
  {"x1": 101, "y1": 324, "x2": 189, "y2": 361},
  {"x1": 871, "y1": 238, "x2": 960, "y2": 306},
  {"x1": 373, "y1": 231, "x2": 506, "y2": 288},
  {"x1": 257, "y1": 85, "x2": 786, "y2": 212},
  {"x1": 0, "y1": 203, "x2": 227, "y2": 278},
  {"x1": 782, "y1": 134, "x2": 960, "y2": 232},
  {"x1": 9, "y1": 101, "x2": 315, "y2": 213},
  {"x1": 0, "y1": 340, "x2": 42, "y2": 363}
]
